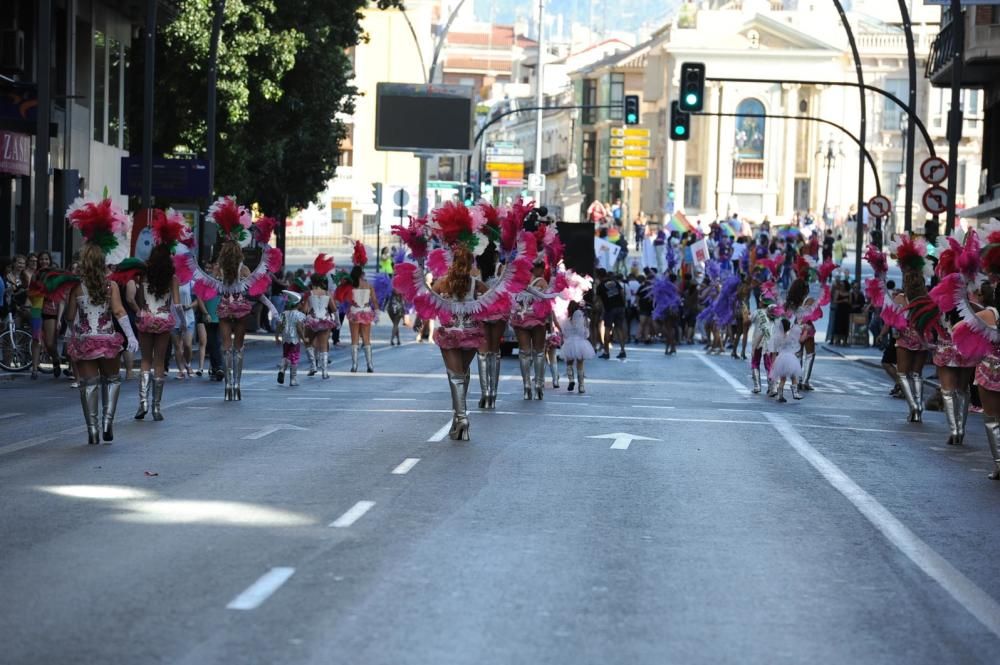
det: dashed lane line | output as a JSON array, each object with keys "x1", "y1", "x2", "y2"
[
  {"x1": 330, "y1": 501, "x2": 376, "y2": 528},
  {"x1": 226, "y1": 567, "x2": 296, "y2": 611},
  {"x1": 391, "y1": 458, "x2": 420, "y2": 475}
]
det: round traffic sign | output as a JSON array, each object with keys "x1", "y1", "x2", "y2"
[
  {"x1": 392, "y1": 188, "x2": 410, "y2": 207},
  {"x1": 867, "y1": 195, "x2": 892, "y2": 218},
  {"x1": 920, "y1": 157, "x2": 949, "y2": 185},
  {"x1": 922, "y1": 186, "x2": 948, "y2": 215}
]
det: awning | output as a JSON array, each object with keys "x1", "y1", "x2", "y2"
[{"x1": 959, "y1": 198, "x2": 1000, "y2": 220}]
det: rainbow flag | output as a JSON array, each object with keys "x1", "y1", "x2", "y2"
[{"x1": 665, "y1": 212, "x2": 697, "y2": 234}]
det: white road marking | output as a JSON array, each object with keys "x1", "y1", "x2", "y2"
[
  {"x1": 766, "y1": 412, "x2": 1000, "y2": 641},
  {"x1": 374, "y1": 398, "x2": 417, "y2": 402},
  {"x1": 696, "y1": 354, "x2": 751, "y2": 395},
  {"x1": 0, "y1": 397, "x2": 202, "y2": 456},
  {"x1": 631, "y1": 405, "x2": 677, "y2": 410},
  {"x1": 0, "y1": 412, "x2": 24, "y2": 420},
  {"x1": 330, "y1": 500, "x2": 376, "y2": 528},
  {"x1": 391, "y1": 458, "x2": 420, "y2": 475},
  {"x1": 588, "y1": 432, "x2": 660, "y2": 450},
  {"x1": 241, "y1": 424, "x2": 307, "y2": 440},
  {"x1": 226, "y1": 567, "x2": 296, "y2": 610},
  {"x1": 287, "y1": 397, "x2": 331, "y2": 401},
  {"x1": 428, "y1": 420, "x2": 454, "y2": 442},
  {"x1": 633, "y1": 397, "x2": 674, "y2": 402}
]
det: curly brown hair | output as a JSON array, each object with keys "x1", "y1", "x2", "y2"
[
  {"x1": 903, "y1": 269, "x2": 928, "y2": 301},
  {"x1": 79, "y1": 244, "x2": 108, "y2": 306},
  {"x1": 218, "y1": 241, "x2": 243, "y2": 284},
  {"x1": 145, "y1": 243, "x2": 175, "y2": 299},
  {"x1": 444, "y1": 246, "x2": 473, "y2": 300},
  {"x1": 785, "y1": 278, "x2": 809, "y2": 311}
]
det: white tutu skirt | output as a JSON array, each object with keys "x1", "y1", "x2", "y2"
[
  {"x1": 561, "y1": 335, "x2": 596, "y2": 361},
  {"x1": 769, "y1": 350, "x2": 801, "y2": 381}
]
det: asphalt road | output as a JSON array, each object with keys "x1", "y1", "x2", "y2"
[{"x1": 2, "y1": 325, "x2": 1000, "y2": 664}]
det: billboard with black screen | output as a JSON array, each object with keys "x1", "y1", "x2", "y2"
[{"x1": 375, "y1": 83, "x2": 474, "y2": 154}]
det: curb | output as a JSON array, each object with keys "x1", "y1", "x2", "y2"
[{"x1": 821, "y1": 344, "x2": 941, "y2": 392}]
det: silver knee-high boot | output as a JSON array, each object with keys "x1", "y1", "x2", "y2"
[
  {"x1": 447, "y1": 370, "x2": 470, "y2": 441},
  {"x1": 578, "y1": 366, "x2": 586, "y2": 394},
  {"x1": 941, "y1": 389, "x2": 960, "y2": 444},
  {"x1": 152, "y1": 376, "x2": 165, "y2": 421},
  {"x1": 101, "y1": 375, "x2": 122, "y2": 442},
  {"x1": 898, "y1": 374, "x2": 919, "y2": 421},
  {"x1": 487, "y1": 352, "x2": 501, "y2": 408},
  {"x1": 306, "y1": 347, "x2": 317, "y2": 376},
  {"x1": 319, "y1": 351, "x2": 329, "y2": 379},
  {"x1": 909, "y1": 372, "x2": 924, "y2": 422},
  {"x1": 233, "y1": 348, "x2": 244, "y2": 400},
  {"x1": 289, "y1": 364, "x2": 299, "y2": 386},
  {"x1": 790, "y1": 381, "x2": 803, "y2": 400},
  {"x1": 477, "y1": 353, "x2": 488, "y2": 409},
  {"x1": 364, "y1": 345, "x2": 374, "y2": 373},
  {"x1": 984, "y1": 416, "x2": 1000, "y2": 480},
  {"x1": 751, "y1": 367, "x2": 762, "y2": 394},
  {"x1": 278, "y1": 357, "x2": 287, "y2": 384},
  {"x1": 956, "y1": 388, "x2": 970, "y2": 445},
  {"x1": 519, "y1": 352, "x2": 532, "y2": 400},
  {"x1": 566, "y1": 362, "x2": 576, "y2": 391},
  {"x1": 223, "y1": 349, "x2": 234, "y2": 401},
  {"x1": 800, "y1": 353, "x2": 816, "y2": 390},
  {"x1": 550, "y1": 355, "x2": 559, "y2": 388},
  {"x1": 350, "y1": 345, "x2": 359, "y2": 373},
  {"x1": 134, "y1": 370, "x2": 151, "y2": 419},
  {"x1": 78, "y1": 377, "x2": 101, "y2": 445},
  {"x1": 533, "y1": 351, "x2": 546, "y2": 400}
]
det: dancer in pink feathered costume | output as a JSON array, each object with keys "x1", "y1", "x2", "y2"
[
  {"x1": 392, "y1": 201, "x2": 535, "y2": 440},
  {"x1": 340, "y1": 241, "x2": 379, "y2": 373},
  {"x1": 472, "y1": 201, "x2": 513, "y2": 409},
  {"x1": 927, "y1": 229, "x2": 982, "y2": 445},
  {"x1": 788, "y1": 256, "x2": 835, "y2": 392},
  {"x1": 63, "y1": 195, "x2": 140, "y2": 445},
  {"x1": 305, "y1": 254, "x2": 338, "y2": 379},
  {"x1": 173, "y1": 196, "x2": 281, "y2": 401},
  {"x1": 886, "y1": 234, "x2": 934, "y2": 423}
]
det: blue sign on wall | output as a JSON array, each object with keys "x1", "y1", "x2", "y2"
[{"x1": 120, "y1": 157, "x2": 210, "y2": 199}]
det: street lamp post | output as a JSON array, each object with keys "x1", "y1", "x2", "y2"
[{"x1": 817, "y1": 139, "x2": 841, "y2": 227}]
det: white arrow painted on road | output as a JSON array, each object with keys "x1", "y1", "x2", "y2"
[
  {"x1": 241, "y1": 424, "x2": 307, "y2": 440},
  {"x1": 587, "y1": 432, "x2": 660, "y2": 450}
]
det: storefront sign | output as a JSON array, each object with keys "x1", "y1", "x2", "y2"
[{"x1": 0, "y1": 130, "x2": 30, "y2": 176}]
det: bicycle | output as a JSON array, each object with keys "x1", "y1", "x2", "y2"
[{"x1": 0, "y1": 309, "x2": 33, "y2": 372}]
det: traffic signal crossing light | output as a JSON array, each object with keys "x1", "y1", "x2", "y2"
[
  {"x1": 679, "y1": 62, "x2": 705, "y2": 113},
  {"x1": 670, "y1": 101, "x2": 690, "y2": 141},
  {"x1": 371, "y1": 182, "x2": 383, "y2": 206},
  {"x1": 624, "y1": 95, "x2": 640, "y2": 125}
]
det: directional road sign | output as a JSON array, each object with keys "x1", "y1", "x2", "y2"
[
  {"x1": 923, "y1": 186, "x2": 948, "y2": 215},
  {"x1": 920, "y1": 157, "x2": 949, "y2": 185},
  {"x1": 867, "y1": 194, "x2": 892, "y2": 218},
  {"x1": 610, "y1": 169, "x2": 649, "y2": 179},
  {"x1": 527, "y1": 173, "x2": 546, "y2": 191}
]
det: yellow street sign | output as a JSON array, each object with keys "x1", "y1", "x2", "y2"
[
  {"x1": 609, "y1": 169, "x2": 650, "y2": 179},
  {"x1": 610, "y1": 138, "x2": 625, "y2": 147},
  {"x1": 624, "y1": 159, "x2": 649, "y2": 168},
  {"x1": 610, "y1": 159, "x2": 624, "y2": 167},
  {"x1": 610, "y1": 148, "x2": 625, "y2": 157},
  {"x1": 624, "y1": 127, "x2": 650, "y2": 137},
  {"x1": 623, "y1": 148, "x2": 650, "y2": 158},
  {"x1": 624, "y1": 137, "x2": 650, "y2": 147},
  {"x1": 611, "y1": 127, "x2": 625, "y2": 137}
]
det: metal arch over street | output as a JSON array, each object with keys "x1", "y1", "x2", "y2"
[{"x1": 690, "y1": 111, "x2": 883, "y2": 200}]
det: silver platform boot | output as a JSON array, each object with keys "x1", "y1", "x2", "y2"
[
  {"x1": 223, "y1": 349, "x2": 234, "y2": 401},
  {"x1": 909, "y1": 372, "x2": 924, "y2": 423},
  {"x1": 956, "y1": 388, "x2": 970, "y2": 446},
  {"x1": 101, "y1": 375, "x2": 122, "y2": 442},
  {"x1": 487, "y1": 352, "x2": 501, "y2": 409},
  {"x1": 152, "y1": 376, "x2": 165, "y2": 421},
  {"x1": 751, "y1": 367, "x2": 761, "y2": 394},
  {"x1": 941, "y1": 389, "x2": 960, "y2": 445},
  {"x1": 519, "y1": 351, "x2": 532, "y2": 400},
  {"x1": 550, "y1": 355, "x2": 559, "y2": 388},
  {"x1": 477, "y1": 353, "x2": 488, "y2": 409},
  {"x1": 533, "y1": 351, "x2": 546, "y2": 401},
  {"x1": 984, "y1": 416, "x2": 1000, "y2": 480},
  {"x1": 306, "y1": 347, "x2": 317, "y2": 376},
  {"x1": 134, "y1": 370, "x2": 151, "y2": 419},
  {"x1": 319, "y1": 351, "x2": 329, "y2": 379},
  {"x1": 800, "y1": 353, "x2": 816, "y2": 391},
  {"x1": 898, "y1": 374, "x2": 919, "y2": 422},
  {"x1": 364, "y1": 345, "x2": 374, "y2": 373},
  {"x1": 289, "y1": 364, "x2": 299, "y2": 386},
  {"x1": 78, "y1": 377, "x2": 101, "y2": 445},
  {"x1": 350, "y1": 345, "x2": 359, "y2": 373},
  {"x1": 233, "y1": 348, "x2": 244, "y2": 401},
  {"x1": 447, "y1": 370, "x2": 470, "y2": 441}
]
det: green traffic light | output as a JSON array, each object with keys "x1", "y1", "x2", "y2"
[
  {"x1": 685, "y1": 93, "x2": 698, "y2": 106},
  {"x1": 674, "y1": 125, "x2": 686, "y2": 136},
  {"x1": 627, "y1": 114, "x2": 637, "y2": 123}
]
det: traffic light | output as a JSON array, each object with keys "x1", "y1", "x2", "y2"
[
  {"x1": 670, "y1": 101, "x2": 690, "y2": 141},
  {"x1": 667, "y1": 183, "x2": 676, "y2": 200},
  {"x1": 463, "y1": 186, "x2": 475, "y2": 205},
  {"x1": 679, "y1": 62, "x2": 705, "y2": 112},
  {"x1": 371, "y1": 182, "x2": 383, "y2": 206},
  {"x1": 623, "y1": 94, "x2": 640, "y2": 125}
]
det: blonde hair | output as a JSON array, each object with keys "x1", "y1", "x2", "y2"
[
  {"x1": 218, "y1": 241, "x2": 243, "y2": 284},
  {"x1": 444, "y1": 245, "x2": 473, "y2": 300},
  {"x1": 79, "y1": 243, "x2": 108, "y2": 306}
]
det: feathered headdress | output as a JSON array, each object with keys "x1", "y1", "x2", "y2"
[
  {"x1": 253, "y1": 216, "x2": 278, "y2": 245},
  {"x1": 207, "y1": 196, "x2": 253, "y2": 246},
  {"x1": 980, "y1": 219, "x2": 1000, "y2": 275},
  {"x1": 151, "y1": 208, "x2": 193, "y2": 253},
  {"x1": 391, "y1": 216, "x2": 429, "y2": 260},
  {"x1": 794, "y1": 256, "x2": 816, "y2": 282},
  {"x1": 352, "y1": 241, "x2": 368, "y2": 267},
  {"x1": 863, "y1": 244, "x2": 889, "y2": 276},
  {"x1": 474, "y1": 202, "x2": 503, "y2": 244},
  {"x1": 313, "y1": 254, "x2": 335, "y2": 277},
  {"x1": 936, "y1": 228, "x2": 980, "y2": 281},
  {"x1": 817, "y1": 260, "x2": 837, "y2": 285},
  {"x1": 66, "y1": 195, "x2": 132, "y2": 265},
  {"x1": 889, "y1": 234, "x2": 931, "y2": 276},
  {"x1": 427, "y1": 201, "x2": 488, "y2": 255}
]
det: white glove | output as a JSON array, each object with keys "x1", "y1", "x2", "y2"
[{"x1": 117, "y1": 315, "x2": 139, "y2": 354}]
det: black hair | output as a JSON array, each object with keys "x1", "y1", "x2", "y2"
[
  {"x1": 886, "y1": 279, "x2": 896, "y2": 290},
  {"x1": 350, "y1": 265, "x2": 364, "y2": 287},
  {"x1": 781, "y1": 318, "x2": 791, "y2": 333},
  {"x1": 146, "y1": 244, "x2": 175, "y2": 299},
  {"x1": 568, "y1": 300, "x2": 582, "y2": 317},
  {"x1": 476, "y1": 243, "x2": 498, "y2": 280},
  {"x1": 310, "y1": 272, "x2": 328, "y2": 289}
]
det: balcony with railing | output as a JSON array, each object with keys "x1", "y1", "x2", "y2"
[
  {"x1": 541, "y1": 154, "x2": 567, "y2": 174},
  {"x1": 926, "y1": 10, "x2": 1000, "y2": 87}
]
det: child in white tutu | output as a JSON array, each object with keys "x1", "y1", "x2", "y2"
[
  {"x1": 559, "y1": 301, "x2": 595, "y2": 393},
  {"x1": 769, "y1": 317, "x2": 803, "y2": 403}
]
